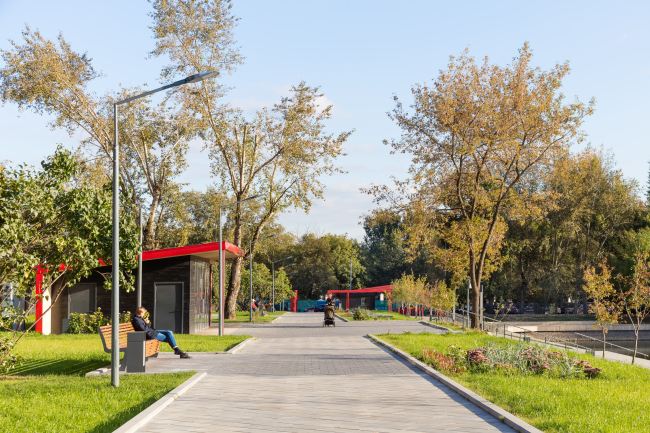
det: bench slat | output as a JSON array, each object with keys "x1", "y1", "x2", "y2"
[{"x1": 97, "y1": 322, "x2": 161, "y2": 359}]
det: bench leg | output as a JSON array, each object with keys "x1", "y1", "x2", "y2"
[{"x1": 119, "y1": 352, "x2": 128, "y2": 372}]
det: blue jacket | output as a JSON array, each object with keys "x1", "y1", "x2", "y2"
[{"x1": 132, "y1": 315, "x2": 159, "y2": 340}]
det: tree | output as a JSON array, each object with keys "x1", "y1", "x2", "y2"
[
  {"x1": 240, "y1": 263, "x2": 292, "y2": 306},
  {"x1": 0, "y1": 27, "x2": 194, "y2": 250},
  {"x1": 287, "y1": 233, "x2": 339, "y2": 299},
  {"x1": 150, "y1": 1, "x2": 352, "y2": 319},
  {"x1": 550, "y1": 147, "x2": 640, "y2": 314},
  {"x1": 367, "y1": 44, "x2": 593, "y2": 327},
  {"x1": 0, "y1": 147, "x2": 139, "y2": 366},
  {"x1": 583, "y1": 259, "x2": 620, "y2": 358},
  {"x1": 618, "y1": 252, "x2": 650, "y2": 364},
  {"x1": 391, "y1": 273, "x2": 427, "y2": 315},
  {"x1": 361, "y1": 217, "x2": 410, "y2": 287}
]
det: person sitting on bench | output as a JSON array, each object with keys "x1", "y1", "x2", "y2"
[{"x1": 132, "y1": 307, "x2": 191, "y2": 359}]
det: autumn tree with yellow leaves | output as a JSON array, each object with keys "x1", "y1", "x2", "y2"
[{"x1": 367, "y1": 44, "x2": 593, "y2": 327}]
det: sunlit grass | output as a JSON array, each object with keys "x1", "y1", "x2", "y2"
[{"x1": 377, "y1": 332, "x2": 650, "y2": 432}]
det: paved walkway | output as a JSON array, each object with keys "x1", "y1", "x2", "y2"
[{"x1": 138, "y1": 314, "x2": 515, "y2": 432}]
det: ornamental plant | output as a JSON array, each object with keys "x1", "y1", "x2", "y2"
[{"x1": 422, "y1": 342, "x2": 601, "y2": 379}]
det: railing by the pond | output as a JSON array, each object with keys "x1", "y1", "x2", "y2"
[
  {"x1": 573, "y1": 332, "x2": 650, "y2": 360},
  {"x1": 432, "y1": 309, "x2": 594, "y2": 354}
]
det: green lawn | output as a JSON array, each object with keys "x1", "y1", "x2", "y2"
[
  {"x1": 0, "y1": 372, "x2": 193, "y2": 433},
  {"x1": 0, "y1": 331, "x2": 250, "y2": 432},
  {"x1": 426, "y1": 319, "x2": 465, "y2": 332},
  {"x1": 212, "y1": 311, "x2": 277, "y2": 323},
  {"x1": 376, "y1": 332, "x2": 650, "y2": 432},
  {"x1": 337, "y1": 310, "x2": 418, "y2": 321}
]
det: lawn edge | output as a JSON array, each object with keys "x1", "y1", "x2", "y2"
[
  {"x1": 226, "y1": 336, "x2": 257, "y2": 354},
  {"x1": 418, "y1": 320, "x2": 464, "y2": 334},
  {"x1": 334, "y1": 313, "x2": 349, "y2": 322},
  {"x1": 113, "y1": 371, "x2": 207, "y2": 433},
  {"x1": 367, "y1": 334, "x2": 544, "y2": 433}
]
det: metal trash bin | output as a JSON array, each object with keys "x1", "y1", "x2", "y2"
[{"x1": 126, "y1": 331, "x2": 147, "y2": 373}]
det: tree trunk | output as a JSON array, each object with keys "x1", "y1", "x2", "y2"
[
  {"x1": 633, "y1": 329, "x2": 638, "y2": 365},
  {"x1": 520, "y1": 273, "x2": 528, "y2": 313},
  {"x1": 225, "y1": 256, "x2": 243, "y2": 319},
  {"x1": 602, "y1": 329, "x2": 606, "y2": 359}
]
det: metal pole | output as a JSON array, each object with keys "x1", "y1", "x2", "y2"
[
  {"x1": 219, "y1": 207, "x2": 223, "y2": 337},
  {"x1": 272, "y1": 262, "x2": 275, "y2": 313},
  {"x1": 349, "y1": 256, "x2": 353, "y2": 290},
  {"x1": 467, "y1": 278, "x2": 470, "y2": 329},
  {"x1": 137, "y1": 207, "x2": 143, "y2": 308},
  {"x1": 250, "y1": 238, "x2": 253, "y2": 323},
  {"x1": 111, "y1": 103, "x2": 120, "y2": 387}
]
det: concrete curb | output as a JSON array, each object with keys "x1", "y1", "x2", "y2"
[
  {"x1": 113, "y1": 371, "x2": 207, "y2": 433},
  {"x1": 419, "y1": 320, "x2": 464, "y2": 334},
  {"x1": 226, "y1": 336, "x2": 256, "y2": 354},
  {"x1": 86, "y1": 337, "x2": 257, "y2": 377},
  {"x1": 368, "y1": 334, "x2": 543, "y2": 433},
  {"x1": 271, "y1": 316, "x2": 281, "y2": 323},
  {"x1": 334, "y1": 313, "x2": 349, "y2": 322}
]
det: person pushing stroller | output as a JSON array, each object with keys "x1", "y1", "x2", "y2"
[{"x1": 323, "y1": 298, "x2": 336, "y2": 327}]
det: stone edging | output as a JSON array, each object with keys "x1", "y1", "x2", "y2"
[
  {"x1": 113, "y1": 371, "x2": 207, "y2": 433},
  {"x1": 271, "y1": 316, "x2": 281, "y2": 323},
  {"x1": 334, "y1": 313, "x2": 349, "y2": 322},
  {"x1": 419, "y1": 320, "x2": 464, "y2": 334},
  {"x1": 86, "y1": 337, "x2": 257, "y2": 377},
  {"x1": 226, "y1": 336, "x2": 256, "y2": 354},
  {"x1": 368, "y1": 334, "x2": 544, "y2": 433}
]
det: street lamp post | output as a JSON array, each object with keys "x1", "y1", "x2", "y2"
[
  {"x1": 218, "y1": 194, "x2": 263, "y2": 337},
  {"x1": 271, "y1": 257, "x2": 293, "y2": 312},
  {"x1": 111, "y1": 70, "x2": 218, "y2": 388},
  {"x1": 136, "y1": 207, "x2": 143, "y2": 308},
  {"x1": 249, "y1": 234, "x2": 278, "y2": 322}
]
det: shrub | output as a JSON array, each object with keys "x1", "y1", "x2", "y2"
[
  {"x1": 353, "y1": 309, "x2": 370, "y2": 321},
  {"x1": 422, "y1": 346, "x2": 466, "y2": 374},
  {"x1": 66, "y1": 308, "x2": 131, "y2": 334}
]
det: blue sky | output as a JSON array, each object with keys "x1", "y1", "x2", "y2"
[{"x1": 1, "y1": 0, "x2": 649, "y2": 239}]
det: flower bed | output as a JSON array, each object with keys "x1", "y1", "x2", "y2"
[{"x1": 422, "y1": 342, "x2": 601, "y2": 379}]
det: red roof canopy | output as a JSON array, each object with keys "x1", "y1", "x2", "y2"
[
  {"x1": 327, "y1": 285, "x2": 393, "y2": 295},
  {"x1": 142, "y1": 241, "x2": 244, "y2": 263}
]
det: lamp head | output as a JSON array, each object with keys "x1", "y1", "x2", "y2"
[{"x1": 185, "y1": 71, "x2": 219, "y2": 84}]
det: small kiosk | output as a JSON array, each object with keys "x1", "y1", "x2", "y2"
[{"x1": 34, "y1": 241, "x2": 244, "y2": 335}]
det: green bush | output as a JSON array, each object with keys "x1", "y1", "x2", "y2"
[
  {"x1": 66, "y1": 308, "x2": 132, "y2": 334},
  {"x1": 353, "y1": 309, "x2": 370, "y2": 321}
]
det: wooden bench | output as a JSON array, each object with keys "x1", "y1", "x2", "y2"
[{"x1": 98, "y1": 322, "x2": 161, "y2": 371}]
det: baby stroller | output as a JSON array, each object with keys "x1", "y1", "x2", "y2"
[{"x1": 323, "y1": 299, "x2": 336, "y2": 327}]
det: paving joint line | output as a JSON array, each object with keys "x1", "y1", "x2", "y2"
[
  {"x1": 113, "y1": 371, "x2": 207, "y2": 433},
  {"x1": 367, "y1": 334, "x2": 543, "y2": 433}
]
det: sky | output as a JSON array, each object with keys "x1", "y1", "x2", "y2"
[{"x1": 1, "y1": 0, "x2": 649, "y2": 240}]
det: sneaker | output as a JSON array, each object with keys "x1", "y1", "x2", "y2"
[
  {"x1": 179, "y1": 352, "x2": 192, "y2": 359},
  {"x1": 173, "y1": 347, "x2": 183, "y2": 355}
]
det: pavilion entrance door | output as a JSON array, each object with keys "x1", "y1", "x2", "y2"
[{"x1": 154, "y1": 283, "x2": 183, "y2": 334}]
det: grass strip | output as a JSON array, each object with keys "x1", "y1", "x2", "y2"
[
  {"x1": 3, "y1": 332, "x2": 250, "y2": 376},
  {"x1": 337, "y1": 310, "x2": 419, "y2": 321},
  {"x1": 0, "y1": 372, "x2": 193, "y2": 433},
  {"x1": 212, "y1": 311, "x2": 276, "y2": 323},
  {"x1": 377, "y1": 332, "x2": 650, "y2": 433}
]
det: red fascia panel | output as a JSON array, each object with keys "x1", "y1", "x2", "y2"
[
  {"x1": 142, "y1": 241, "x2": 244, "y2": 262},
  {"x1": 327, "y1": 285, "x2": 393, "y2": 295}
]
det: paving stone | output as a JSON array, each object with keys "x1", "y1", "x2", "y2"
[{"x1": 137, "y1": 314, "x2": 515, "y2": 432}]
